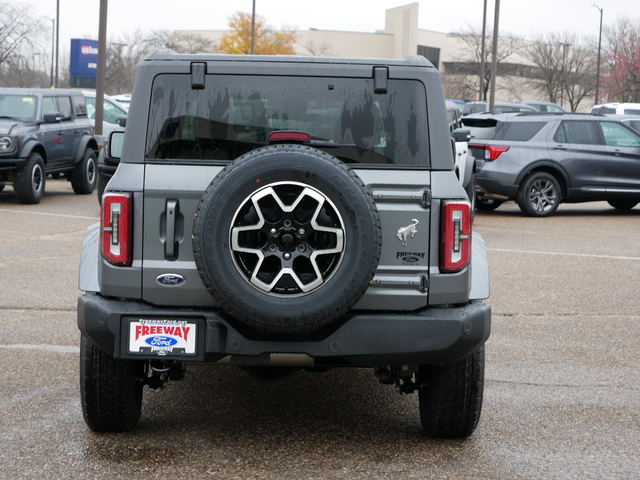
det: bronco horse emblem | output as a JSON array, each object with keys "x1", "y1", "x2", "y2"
[{"x1": 396, "y1": 219, "x2": 419, "y2": 247}]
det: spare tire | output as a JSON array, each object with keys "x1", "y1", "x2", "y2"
[{"x1": 193, "y1": 144, "x2": 381, "y2": 334}]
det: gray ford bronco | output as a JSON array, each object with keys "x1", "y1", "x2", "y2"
[
  {"x1": 77, "y1": 51, "x2": 491, "y2": 438},
  {"x1": 0, "y1": 88, "x2": 98, "y2": 204}
]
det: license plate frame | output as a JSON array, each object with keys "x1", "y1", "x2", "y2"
[{"x1": 128, "y1": 319, "x2": 197, "y2": 356}]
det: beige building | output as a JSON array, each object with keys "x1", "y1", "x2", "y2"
[{"x1": 179, "y1": 3, "x2": 583, "y2": 107}]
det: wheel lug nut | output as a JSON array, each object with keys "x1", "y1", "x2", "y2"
[
  {"x1": 298, "y1": 228, "x2": 305, "y2": 235},
  {"x1": 283, "y1": 252, "x2": 291, "y2": 260},
  {"x1": 284, "y1": 219, "x2": 292, "y2": 227},
  {"x1": 297, "y1": 244, "x2": 306, "y2": 252},
  {"x1": 269, "y1": 244, "x2": 277, "y2": 252},
  {"x1": 270, "y1": 228, "x2": 277, "y2": 235}
]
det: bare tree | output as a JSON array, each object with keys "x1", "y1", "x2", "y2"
[
  {"x1": 145, "y1": 30, "x2": 216, "y2": 54},
  {"x1": 443, "y1": 25, "x2": 524, "y2": 101},
  {"x1": 104, "y1": 31, "x2": 152, "y2": 94},
  {"x1": 300, "y1": 40, "x2": 334, "y2": 57},
  {"x1": 0, "y1": 1, "x2": 47, "y2": 86},
  {"x1": 601, "y1": 18, "x2": 640, "y2": 103},
  {"x1": 523, "y1": 32, "x2": 596, "y2": 111}
]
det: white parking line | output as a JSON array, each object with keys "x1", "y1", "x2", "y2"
[
  {"x1": 0, "y1": 344, "x2": 79, "y2": 354},
  {"x1": 0, "y1": 208, "x2": 97, "y2": 220},
  {"x1": 488, "y1": 248, "x2": 640, "y2": 261}
]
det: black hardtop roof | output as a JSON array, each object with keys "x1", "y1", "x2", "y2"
[{"x1": 143, "y1": 49, "x2": 435, "y2": 69}]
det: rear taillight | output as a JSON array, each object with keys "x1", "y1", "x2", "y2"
[
  {"x1": 101, "y1": 193, "x2": 132, "y2": 266},
  {"x1": 469, "y1": 144, "x2": 509, "y2": 161},
  {"x1": 441, "y1": 200, "x2": 472, "y2": 273}
]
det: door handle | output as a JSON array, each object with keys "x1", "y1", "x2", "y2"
[{"x1": 165, "y1": 199, "x2": 178, "y2": 259}]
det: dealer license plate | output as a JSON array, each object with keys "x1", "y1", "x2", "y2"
[{"x1": 128, "y1": 319, "x2": 197, "y2": 356}]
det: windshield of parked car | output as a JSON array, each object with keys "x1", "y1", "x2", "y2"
[
  {"x1": 145, "y1": 74, "x2": 428, "y2": 166},
  {"x1": 0, "y1": 94, "x2": 37, "y2": 122}
]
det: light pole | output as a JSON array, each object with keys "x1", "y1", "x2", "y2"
[
  {"x1": 488, "y1": 0, "x2": 500, "y2": 111},
  {"x1": 592, "y1": 4, "x2": 603, "y2": 105},
  {"x1": 55, "y1": 0, "x2": 59, "y2": 87},
  {"x1": 479, "y1": 0, "x2": 487, "y2": 101},
  {"x1": 46, "y1": 17, "x2": 54, "y2": 87},
  {"x1": 251, "y1": 0, "x2": 256, "y2": 54},
  {"x1": 557, "y1": 42, "x2": 571, "y2": 109}
]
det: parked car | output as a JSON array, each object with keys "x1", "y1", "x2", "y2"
[
  {"x1": 82, "y1": 91, "x2": 128, "y2": 146},
  {"x1": 462, "y1": 101, "x2": 539, "y2": 116},
  {"x1": 0, "y1": 87, "x2": 98, "y2": 203},
  {"x1": 446, "y1": 100, "x2": 463, "y2": 133},
  {"x1": 615, "y1": 115, "x2": 640, "y2": 133},
  {"x1": 591, "y1": 103, "x2": 640, "y2": 115},
  {"x1": 111, "y1": 93, "x2": 132, "y2": 108},
  {"x1": 446, "y1": 98, "x2": 466, "y2": 114},
  {"x1": 95, "y1": 115, "x2": 126, "y2": 203},
  {"x1": 468, "y1": 112, "x2": 640, "y2": 216},
  {"x1": 515, "y1": 100, "x2": 565, "y2": 113},
  {"x1": 78, "y1": 51, "x2": 491, "y2": 437}
]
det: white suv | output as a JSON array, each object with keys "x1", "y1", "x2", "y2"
[{"x1": 591, "y1": 102, "x2": 640, "y2": 115}]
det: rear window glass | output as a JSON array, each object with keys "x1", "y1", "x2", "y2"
[
  {"x1": 145, "y1": 74, "x2": 428, "y2": 166},
  {"x1": 623, "y1": 109, "x2": 640, "y2": 115},
  {"x1": 492, "y1": 121, "x2": 546, "y2": 141},
  {"x1": 461, "y1": 117, "x2": 500, "y2": 139},
  {"x1": 591, "y1": 107, "x2": 615, "y2": 114}
]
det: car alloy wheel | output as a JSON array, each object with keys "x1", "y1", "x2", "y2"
[
  {"x1": 517, "y1": 172, "x2": 561, "y2": 217},
  {"x1": 230, "y1": 181, "x2": 345, "y2": 296}
]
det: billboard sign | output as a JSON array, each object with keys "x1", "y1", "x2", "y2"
[{"x1": 70, "y1": 38, "x2": 98, "y2": 78}]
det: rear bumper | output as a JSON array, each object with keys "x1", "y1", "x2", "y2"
[
  {"x1": 476, "y1": 175, "x2": 518, "y2": 199},
  {"x1": 77, "y1": 294, "x2": 491, "y2": 366}
]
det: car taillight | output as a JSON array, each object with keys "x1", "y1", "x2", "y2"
[
  {"x1": 441, "y1": 200, "x2": 471, "y2": 273},
  {"x1": 101, "y1": 193, "x2": 132, "y2": 266},
  {"x1": 469, "y1": 144, "x2": 509, "y2": 161}
]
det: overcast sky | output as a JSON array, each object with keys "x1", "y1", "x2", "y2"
[{"x1": 26, "y1": 0, "x2": 638, "y2": 52}]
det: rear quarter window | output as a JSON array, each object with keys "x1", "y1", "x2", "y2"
[{"x1": 492, "y1": 121, "x2": 546, "y2": 141}]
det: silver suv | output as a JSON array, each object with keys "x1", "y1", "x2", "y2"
[
  {"x1": 465, "y1": 112, "x2": 640, "y2": 216},
  {"x1": 77, "y1": 51, "x2": 491, "y2": 437}
]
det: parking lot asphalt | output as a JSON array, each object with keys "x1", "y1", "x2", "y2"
[{"x1": 0, "y1": 180, "x2": 638, "y2": 480}]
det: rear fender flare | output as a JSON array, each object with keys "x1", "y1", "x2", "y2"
[
  {"x1": 469, "y1": 232, "x2": 489, "y2": 300},
  {"x1": 515, "y1": 161, "x2": 569, "y2": 193},
  {"x1": 74, "y1": 136, "x2": 99, "y2": 165},
  {"x1": 78, "y1": 223, "x2": 101, "y2": 293}
]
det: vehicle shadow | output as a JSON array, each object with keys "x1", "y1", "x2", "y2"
[{"x1": 78, "y1": 365, "x2": 504, "y2": 478}]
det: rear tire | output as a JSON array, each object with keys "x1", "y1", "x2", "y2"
[
  {"x1": 418, "y1": 346, "x2": 485, "y2": 438},
  {"x1": 516, "y1": 172, "x2": 561, "y2": 217},
  {"x1": 475, "y1": 197, "x2": 502, "y2": 211},
  {"x1": 607, "y1": 200, "x2": 637, "y2": 210},
  {"x1": 70, "y1": 148, "x2": 97, "y2": 194},
  {"x1": 80, "y1": 335, "x2": 144, "y2": 432},
  {"x1": 14, "y1": 152, "x2": 45, "y2": 204}
]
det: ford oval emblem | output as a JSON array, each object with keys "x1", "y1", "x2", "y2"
[
  {"x1": 145, "y1": 336, "x2": 178, "y2": 347},
  {"x1": 156, "y1": 273, "x2": 186, "y2": 287}
]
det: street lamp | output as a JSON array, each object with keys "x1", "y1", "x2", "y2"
[
  {"x1": 592, "y1": 4, "x2": 603, "y2": 105},
  {"x1": 45, "y1": 16, "x2": 54, "y2": 87}
]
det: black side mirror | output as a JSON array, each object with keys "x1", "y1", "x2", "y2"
[
  {"x1": 452, "y1": 128, "x2": 471, "y2": 142},
  {"x1": 117, "y1": 115, "x2": 127, "y2": 127},
  {"x1": 43, "y1": 112, "x2": 61, "y2": 123}
]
